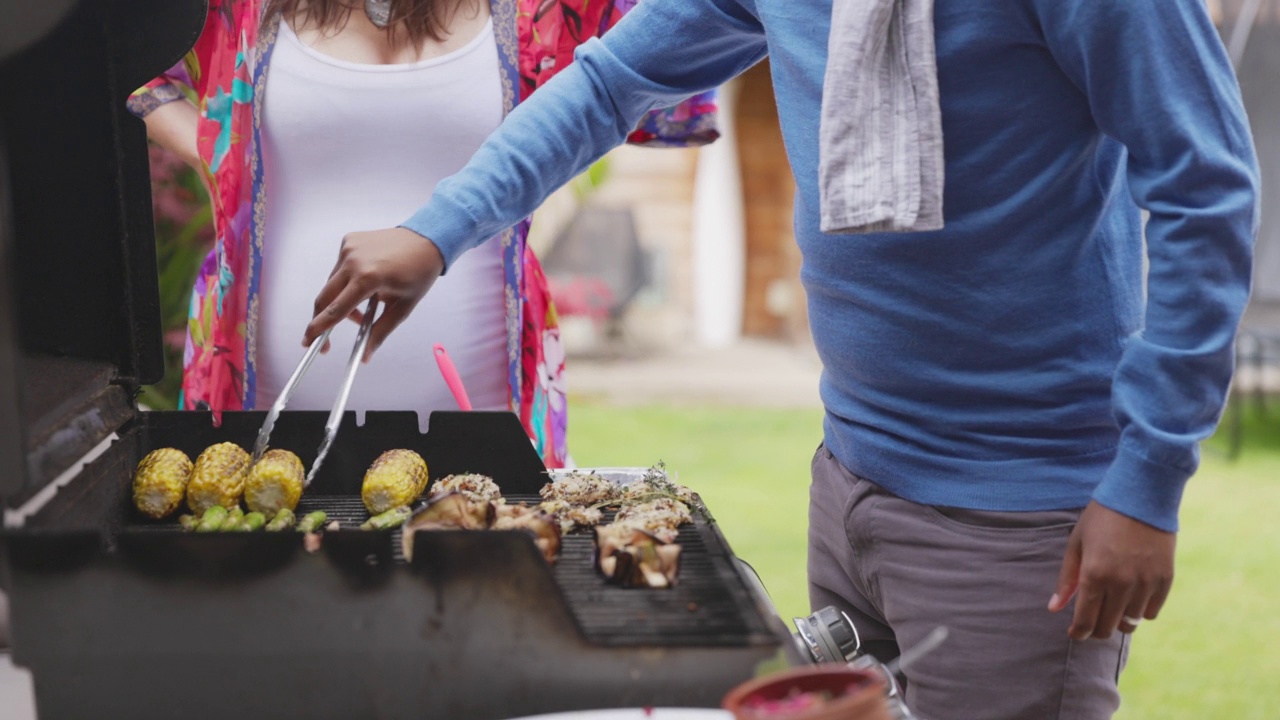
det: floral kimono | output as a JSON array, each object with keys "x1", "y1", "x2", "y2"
[{"x1": 128, "y1": 0, "x2": 717, "y2": 467}]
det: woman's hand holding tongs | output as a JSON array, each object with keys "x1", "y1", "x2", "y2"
[{"x1": 305, "y1": 227, "x2": 445, "y2": 361}]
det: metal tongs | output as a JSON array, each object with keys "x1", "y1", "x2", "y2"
[{"x1": 252, "y1": 297, "x2": 379, "y2": 486}]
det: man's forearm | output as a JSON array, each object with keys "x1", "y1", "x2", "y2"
[{"x1": 1036, "y1": 0, "x2": 1259, "y2": 531}]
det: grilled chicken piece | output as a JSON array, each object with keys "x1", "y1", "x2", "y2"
[
  {"x1": 429, "y1": 473, "x2": 503, "y2": 503},
  {"x1": 494, "y1": 504, "x2": 562, "y2": 562},
  {"x1": 186, "y1": 443, "x2": 251, "y2": 515},
  {"x1": 492, "y1": 502, "x2": 539, "y2": 527},
  {"x1": 131, "y1": 448, "x2": 194, "y2": 519},
  {"x1": 244, "y1": 449, "x2": 305, "y2": 515},
  {"x1": 361, "y1": 449, "x2": 428, "y2": 513},
  {"x1": 613, "y1": 498, "x2": 691, "y2": 542},
  {"x1": 537, "y1": 498, "x2": 604, "y2": 534},
  {"x1": 539, "y1": 471, "x2": 622, "y2": 507}
]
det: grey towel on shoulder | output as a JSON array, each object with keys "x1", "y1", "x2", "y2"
[{"x1": 819, "y1": 0, "x2": 945, "y2": 234}]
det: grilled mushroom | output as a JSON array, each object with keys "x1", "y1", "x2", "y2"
[
  {"x1": 594, "y1": 525, "x2": 682, "y2": 589},
  {"x1": 400, "y1": 492, "x2": 495, "y2": 561}
]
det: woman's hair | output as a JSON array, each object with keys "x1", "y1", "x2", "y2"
[{"x1": 266, "y1": 0, "x2": 479, "y2": 45}]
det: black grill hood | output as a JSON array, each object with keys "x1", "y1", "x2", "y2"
[{"x1": 0, "y1": 0, "x2": 206, "y2": 506}]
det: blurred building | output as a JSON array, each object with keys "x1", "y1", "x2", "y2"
[
  {"x1": 536, "y1": 60, "x2": 808, "y2": 356},
  {"x1": 1212, "y1": 0, "x2": 1280, "y2": 393}
]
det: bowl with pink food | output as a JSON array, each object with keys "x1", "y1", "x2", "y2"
[{"x1": 721, "y1": 665, "x2": 893, "y2": 720}]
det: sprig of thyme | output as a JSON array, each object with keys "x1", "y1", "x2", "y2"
[{"x1": 586, "y1": 462, "x2": 705, "y2": 514}]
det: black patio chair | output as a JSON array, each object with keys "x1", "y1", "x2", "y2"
[
  {"x1": 1228, "y1": 303, "x2": 1280, "y2": 457},
  {"x1": 541, "y1": 206, "x2": 648, "y2": 341}
]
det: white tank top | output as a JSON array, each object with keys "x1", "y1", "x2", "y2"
[{"x1": 256, "y1": 19, "x2": 508, "y2": 425}]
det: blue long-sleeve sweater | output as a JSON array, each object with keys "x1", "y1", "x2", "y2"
[{"x1": 405, "y1": 0, "x2": 1259, "y2": 532}]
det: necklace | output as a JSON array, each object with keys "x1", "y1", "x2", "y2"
[{"x1": 364, "y1": 0, "x2": 392, "y2": 28}]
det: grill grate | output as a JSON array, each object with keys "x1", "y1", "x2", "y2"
[{"x1": 130, "y1": 493, "x2": 776, "y2": 648}]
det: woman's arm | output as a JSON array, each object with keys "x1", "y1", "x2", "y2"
[
  {"x1": 128, "y1": 50, "x2": 202, "y2": 171},
  {"x1": 141, "y1": 98, "x2": 201, "y2": 170}
]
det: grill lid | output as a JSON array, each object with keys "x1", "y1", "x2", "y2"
[{"x1": 0, "y1": 0, "x2": 206, "y2": 505}]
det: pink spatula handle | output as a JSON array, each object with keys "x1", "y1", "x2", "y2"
[{"x1": 433, "y1": 343, "x2": 473, "y2": 411}]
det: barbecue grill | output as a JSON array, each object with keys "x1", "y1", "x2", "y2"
[{"x1": 0, "y1": 2, "x2": 798, "y2": 718}]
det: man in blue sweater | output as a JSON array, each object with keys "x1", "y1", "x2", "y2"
[{"x1": 305, "y1": 1, "x2": 1258, "y2": 716}]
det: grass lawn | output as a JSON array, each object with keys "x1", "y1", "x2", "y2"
[{"x1": 568, "y1": 399, "x2": 1280, "y2": 719}]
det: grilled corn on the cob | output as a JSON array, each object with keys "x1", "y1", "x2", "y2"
[
  {"x1": 187, "y1": 443, "x2": 251, "y2": 514},
  {"x1": 131, "y1": 448, "x2": 194, "y2": 519},
  {"x1": 361, "y1": 449, "x2": 428, "y2": 514},
  {"x1": 244, "y1": 449, "x2": 305, "y2": 514}
]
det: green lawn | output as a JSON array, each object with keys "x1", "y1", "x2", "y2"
[{"x1": 568, "y1": 400, "x2": 1280, "y2": 718}]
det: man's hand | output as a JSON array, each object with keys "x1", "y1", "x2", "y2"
[
  {"x1": 1049, "y1": 500, "x2": 1175, "y2": 641},
  {"x1": 304, "y1": 227, "x2": 445, "y2": 361}
]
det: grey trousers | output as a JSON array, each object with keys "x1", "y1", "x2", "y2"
[{"x1": 808, "y1": 446, "x2": 1129, "y2": 720}]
